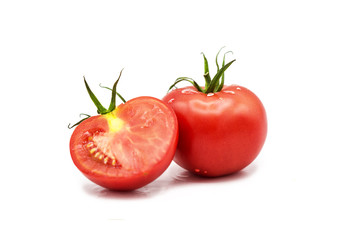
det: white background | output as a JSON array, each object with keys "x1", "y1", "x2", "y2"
[{"x1": 1, "y1": 0, "x2": 359, "y2": 239}]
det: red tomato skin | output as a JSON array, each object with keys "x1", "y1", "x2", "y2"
[
  {"x1": 70, "y1": 97, "x2": 178, "y2": 190},
  {"x1": 163, "y1": 85, "x2": 267, "y2": 177}
]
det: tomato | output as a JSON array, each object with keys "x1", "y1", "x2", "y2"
[
  {"x1": 69, "y1": 71, "x2": 178, "y2": 190},
  {"x1": 163, "y1": 85, "x2": 266, "y2": 177},
  {"x1": 163, "y1": 49, "x2": 267, "y2": 177}
]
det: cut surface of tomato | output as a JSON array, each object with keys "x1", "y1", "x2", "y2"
[{"x1": 70, "y1": 96, "x2": 178, "y2": 190}]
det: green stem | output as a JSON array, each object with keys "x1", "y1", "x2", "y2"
[
  {"x1": 205, "y1": 59, "x2": 236, "y2": 93},
  {"x1": 201, "y1": 53, "x2": 211, "y2": 88},
  {"x1": 84, "y1": 77, "x2": 107, "y2": 114},
  {"x1": 215, "y1": 46, "x2": 226, "y2": 71},
  {"x1": 168, "y1": 47, "x2": 235, "y2": 94},
  {"x1": 99, "y1": 84, "x2": 127, "y2": 103},
  {"x1": 215, "y1": 51, "x2": 233, "y2": 92},
  {"x1": 68, "y1": 114, "x2": 91, "y2": 129},
  {"x1": 168, "y1": 77, "x2": 204, "y2": 93}
]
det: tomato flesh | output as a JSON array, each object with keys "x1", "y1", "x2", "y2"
[
  {"x1": 70, "y1": 97, "x2": 178, "y2": 190},
  {"x1": 163, "y1": 85, "x2": 267, "y2": 177}
]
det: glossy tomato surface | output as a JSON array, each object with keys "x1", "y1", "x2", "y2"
[
  {"x1": 163, "y1": 85, "x2": 267, "y2": 177},
  {"x1": 70, "y1": 97, "x2": 178, "y2": 190}
]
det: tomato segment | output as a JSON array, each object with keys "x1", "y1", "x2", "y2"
[{"x1": 70, "y1": 97, "x2": 178, "y2": 190}]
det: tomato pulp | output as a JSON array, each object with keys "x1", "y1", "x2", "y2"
[
  {"x1": 70, "y1": 97, "x2": 178, "y2": 190},
  {"x1": 163, "y1": 85, "x2": 267, "y2": 177}
]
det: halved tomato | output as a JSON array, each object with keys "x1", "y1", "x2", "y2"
[{"x1": 69, "y1": 72, "x2": 178, "y2": 190}]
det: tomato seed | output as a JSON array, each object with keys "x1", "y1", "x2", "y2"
[{"x1": 89, "y1": 148, "x2": 97, "y2": 154}]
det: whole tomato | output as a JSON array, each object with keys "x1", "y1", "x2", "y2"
[{"x1": 163, "y1": 49, "x2": 267, "y2": 177}]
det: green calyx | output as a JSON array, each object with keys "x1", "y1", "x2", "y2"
[
  {"x1": 168, "y1": 47, "x2": 236, "y2": 94},
  {"x1": 68, "y1": 69, "x2": 126, "y2": 129}
]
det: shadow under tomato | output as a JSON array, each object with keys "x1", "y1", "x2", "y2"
[
  {"x1": 82, "y1": 163, "x2": 258, "y2": 199},
  {"x1": 169, "y1": 163, "x2": 258, "y2": 185},
  {"x1": 82, "y1": 182, "x2": 166, "y2": 199}
]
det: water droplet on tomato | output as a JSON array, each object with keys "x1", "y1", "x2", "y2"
[
  {"x1": 167, "y1": 98, "x2": 175, "y2": 104},
  {"x1": 181, "y1": 89, "x2": 198, "y2": 95},
  {"x1": 236, "y1": 87, "x2": 242, "y2": 91},
  {"x1": 207, "y1": 93, "x2": 215, "y2": 97},
  {"x1": 223, "y1": 90, "x2": 235, "y2": 95},
  {"x1": 194, "y1": 169, "x2": 200, "y2": 173}
]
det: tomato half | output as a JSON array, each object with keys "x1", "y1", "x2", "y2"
[
  {"x1": 163, "y1": 85, "x2": 267, "y2": 177},
  {"x1": 70, "y1": 97, "x2": 178, "y2": 190}
]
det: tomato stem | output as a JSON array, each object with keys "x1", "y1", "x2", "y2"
[
  {"x1": 84, "y1": 77, "x2": 107, "y2": 114},
  {"x1": 215, "y1": 46, "x2": 226, "y2": 72},
  {"x1": 168, "y1": 47, "x2": 236, "y2": 94},
  {"x1": 99, "y1": 83, "x2": 126, "y2": 103},
  {"x1": 215, "y1": 51, "x2": 233, "y2": 92},
  {"x1": 107, "y1": 70, "x2": 122, "y2": 112},
  {"x1": 68, "y1": 114, "x2": 91, "y2": 129},
  {"x1": 206, "y1": 59, "x2": 235, "y2": 93},
  {"x1": 201, "y1": 53, "x2": 211, "y2": 89},
  {"x1": 83, "y1": 69, "x2": 125, "y2": 115},
  {"x1": 68, "y1": 69, "x2": 126, "y2": 129},
  {"x1": 168, "y1": 77, "x2": 205, "y2": 93}
]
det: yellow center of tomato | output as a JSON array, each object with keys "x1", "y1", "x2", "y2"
[
  {"x1": 105, "y1": 112, "x2": 124, "y2": 133},
  {"x1": 84, "y1": 112, "x2": 125, "y2": 168}
]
